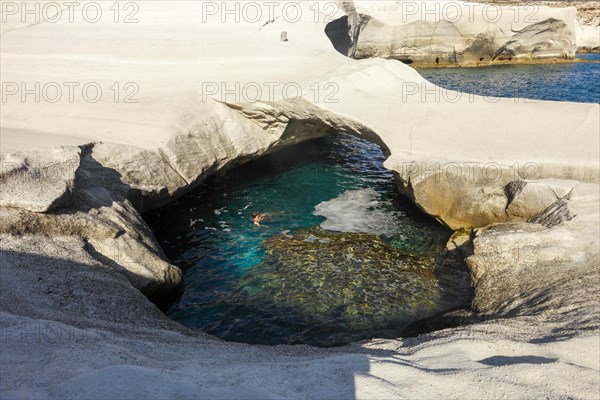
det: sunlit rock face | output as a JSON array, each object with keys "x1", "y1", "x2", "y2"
[
  {"x1": 326, "y1": 2, "x2": 578, "y2": 66},
  {"x1": 575, "y1": 20, "x2": 600, "y2": 52},
  {"x1": 238, "y1": 227, "x2": 470, "y2": 346},
  {"x1": 492, "y1": 18, "x2": 576, "y2": 61}
]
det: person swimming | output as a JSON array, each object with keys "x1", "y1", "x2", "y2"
[
  {"x1": 252, "y1": 211, "x2": 269, "y2": 226},
  {"x1": 252, "y1": 210, "x2": 285, "y2": 226}
]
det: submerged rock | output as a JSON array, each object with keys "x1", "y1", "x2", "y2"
[{"x1": 238, "y1": 228, "x2": 460, "y2": 343}]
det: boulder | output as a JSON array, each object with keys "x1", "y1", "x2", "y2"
[
  {"x1": 467, "y1": 183, "x2": 599, "y2": 334},
  {"x1": 326, "y1": 3, "x2": 578, "y2": 66},
  {"x1": 492, "y1": 18, "x2": 575, "y2": 61},
  {"x1": 505, "y1": 179, "x2": 578, "y2": 219}
]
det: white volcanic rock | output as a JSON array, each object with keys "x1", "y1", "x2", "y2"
[
  {"x1": 492, "y1": 18, "x2": 576, "y2": 60},
  {"x1": 0, "y1": 146, "x2": 80, "y2": 212},
  {"x1": 0, "y1": 144, "x2": 183, "y2": 302},
  {"x1": 314, "y1": 58, "x2": 598, "y2": 229},
  {"x1": 468, "y1": 182, "x2": 599, "y2": 318},
  {"x1": 575, "y1": 20, "x2": 600, "y2": 51},
  {"x1": 477, "y1": 0, "x2": 599, "y2": 52},
  {"x1": 326, "y1": 0, "x2": 578, "y2": 65},
  {"x1": 0, "y1": 1, "x2": 599, "y2": 399},
  {"x1": 505, "y1": 179, "x2": 578, "y2": 219}
]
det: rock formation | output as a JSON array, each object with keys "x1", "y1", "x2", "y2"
[
  {"x1": 326, "y1": 1, "x2": 579, "y2": 66},
  {"x1": 480, "y1": 0, "x2": 600, "y2": 52},
  {"x1": 575, "y1": 19, "x2": 600, "y2": 52}
]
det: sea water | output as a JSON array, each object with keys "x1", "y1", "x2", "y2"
[{"x1": 419, "y1": 54, "x2": 600, "y2": 103}]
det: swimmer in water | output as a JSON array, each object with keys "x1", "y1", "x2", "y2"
[{"x1": 252, "y1": 211, "x2": 270, "y2": 226}]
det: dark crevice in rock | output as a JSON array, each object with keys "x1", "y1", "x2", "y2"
[
  {"x1": 402, "y1": 309, "x2": 477, "y2": 337},
  {"x1": 158, "y1": 148, "x2": 191, "y2": 186},
  {"x1": 504, "y1": 180, "x2": 528, "y2": 212},
  {"x1": 527, "y1": 198, "x2": 575, "y2": 227},
  {"x1": 324, "y1": 14, "x2": 371, "y2": 58},
  {"x1": 83, "y1": 240, "x2": 184, "y2": 311}
]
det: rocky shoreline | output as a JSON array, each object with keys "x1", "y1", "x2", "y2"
[
  {"x1": 329, "y1": 0, "x2": 599, "y2": 66},
  {"x1": 1, "y1": 1, "x2": 599, "y2": 398}
]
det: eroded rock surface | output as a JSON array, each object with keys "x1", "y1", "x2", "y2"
[
  {"x1": 467, "y1": 183, "x2": 599, "y2": 340},
  {"x1": 0, "y1": 147, "x2": 80, "y2": 212},
  {"x1": 492, "y1": 18, "x2": 575, "y2": 61},
  {"x1": 0, "y1": 146, "x2": 183, "y2": 304},
  {"x1": 481, "y1": 0, "x2": 600, "y2": 52},
  {"x1": 391, "y1": 161, "x2": 582, "y2": 230},
  {"x1": 327, "y1": 2, "x2": 578, "y2": 66}
]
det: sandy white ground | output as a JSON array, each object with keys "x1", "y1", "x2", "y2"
[{"x1": 1, "y1": 1, "x2": 599, "y2": 399}]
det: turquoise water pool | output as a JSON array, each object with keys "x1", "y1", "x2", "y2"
[
  {"x1": 419, "y1": 54, "x2": 600, "y2": 103},
  {"x1": 146, "y1": 135, "x2": 471, "y2": 346}
]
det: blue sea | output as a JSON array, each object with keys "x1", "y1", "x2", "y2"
[{"x1": 419, "y1": 54, "x2": 600, "y2": 103}]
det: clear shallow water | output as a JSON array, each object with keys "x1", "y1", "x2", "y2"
[
  {"x1": 419, "y1": 54, "x2": 600, "y2": 103},
  {"x1": 146, "y1": 135, "x2": 471, "y2": 346}
]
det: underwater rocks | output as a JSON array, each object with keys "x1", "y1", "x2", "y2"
[{"x1": 238, "y1": 227, "x2": 469, "y2": 344}]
